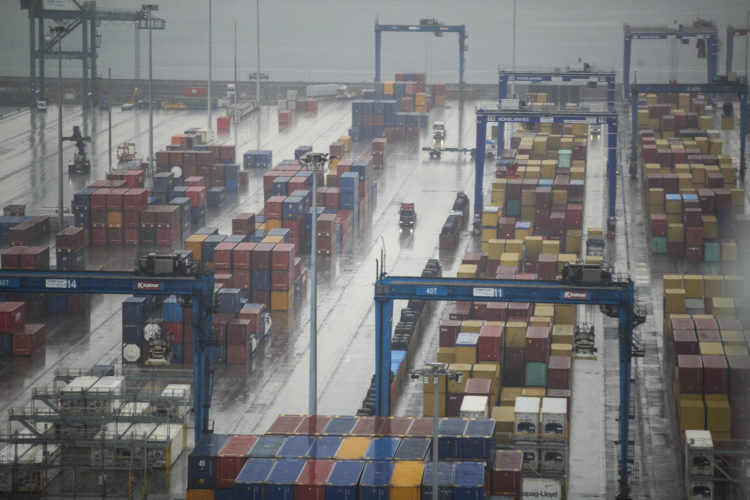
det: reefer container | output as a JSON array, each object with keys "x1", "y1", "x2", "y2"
[
  {"x1": 188, "y1": 434, "x2": 231, "y2": 489},
  {"x1": 295, "y1": 459, "x2": 336, "y2": 500},
  {"x1": 234, "y1": 458, "x2": 277, "y2": 500},
  {"x1": 325, "y1": 459, "x2": 365, "y2": 500},
  {"x1": 541, "y1": 397, "x2": 567, "y2": 436},
  {"x1": 147, "y1": 423, "x2": 187, "y2": 469},
  {"x1": 514, "y1": 397, "x2": 541, "y2": 435},
  {"x1": 359, "y1": 461, "x2": 395, "y2": 500}
]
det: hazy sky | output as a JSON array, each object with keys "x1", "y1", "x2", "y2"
[{"x1": 1, "y1": 0, "x2": 747, "y2": 83}]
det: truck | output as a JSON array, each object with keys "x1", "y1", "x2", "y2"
[
  {"x1": 399, "y1": 203, "x2": 416, "y2": 230},
  {"x1": 306, "y1": 83, "x2": 340, "y2": 98}
]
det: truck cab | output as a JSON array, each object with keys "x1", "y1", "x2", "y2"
[{"x1": 399, "y1": 202, "x2": 416, "y2": 231}]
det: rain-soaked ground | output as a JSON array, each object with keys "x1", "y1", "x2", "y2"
[{"x1": 0, "y1": 97, "x2": 747, "y2": 499}]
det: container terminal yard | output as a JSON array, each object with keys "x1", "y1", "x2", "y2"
[{"x1": 0, "y1": 1, "x2": 749, "y2": 499}]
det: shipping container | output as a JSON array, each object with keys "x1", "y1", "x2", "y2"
[
  {"x1": 394, "y1": 438, "x2": 431, "y2": 461},
  {"x1": 323, "y1": 416, "x2": 359, "y2": 436},
  {"x1": 295, "y1": 459, "x2": 336, "y2": 500},
  {"x1": 452, "y1": 462, "x2": 484, "y2": 500},
  {"x1": 390, "y1": 461, "x2": 425, "y2": 500},
  {"x1": 365, "y1": 437, "x2": 402, "y2": 460},
  {"x1": 147, "y1": 423, "x2": 186, "y2": 469},
  {"x1": 250, "y1": 435, "x2": 288, "y2": 458},
  {"x1": 359, "y1": 461, "x2": 395, "y2": 500},
  {"x1": 325, "y1": 460, "x2": 365, "y2": 500},
  {"x1": 420, "y1": 462, "x2": 454, "y2": 500},
  {"x1": 267, "y1": 458, "x2": 306, "y2": 500},
  {"x1": 234, "y1": 458, "x2": 277, "y2": 500},
  {"x1": 308, "y1": 436, "x2": 343, "y2": 459},
  {"x1": 188, "y1": 434, "x2": 231, "y2": 489},
  {"x1": 335, "y1": 437, "x2": 372, "y2": 459}
]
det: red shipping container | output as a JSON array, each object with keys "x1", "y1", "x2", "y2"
[
  {"x1": 508, "y1": 302, "x2": 532, "y2": 321},
  {"x1": 233, "y1": 243, "x2": 256, "y2": 270},
  {"x1": 124, "y1": 188, "x2": 148, "y2": 211},
  {"x1": 651, "y1": 214, "x2": 667, "y2": 236},
  {"x1": 702, "y1": 354, "x2": 728, "y2": 394},
  {"x1": 216, "y1": 435, "x2": 259, "y2": 489},
  {"x1": 90, "y1": 188, "x2": 110, "y2": 211},
  {"x1": 267, "y1": 415, "x2": 305, "y2": 434},
  {"x1": 227, "y1": 318, "x2": 252, "y2": 345},
  {"x1": 295, "y1": 459, "x2": 336, "y2": 500},
  {"x1": 525, "y1": 326, "x2": 550, "y2": 362},
  {"x1": 697, "y1": 330, "x2": 721, "y2": 343},
  {"x1": 295, "y1": 415, "x2": 331, "y2": 435},
  {"x1": 547, "y1": 355, "x2": 571, "y2": 390},
  {"x1": 106, "y1": 188, "x2": 128, "y2": 211},
  {"x1": 685, "y1": 246, "x2": 703, "y2": 262},
  {"x1": 439, "y1": 320, "x2": 461, "y2": 347},
  {"x1": 123, "y1": 210, "x2": 140, "y2": 228},
  {"x1": 238, "y1": 305, "x2": 264, "y2": 332},
  {"x1": 446, "y1": 393, "x2": 463, "y2": 417},
  {"x1": 251, "y1": 289, "x2": 270, "y2": 306},
  {"x1": 325, "y1": 188, "x2": 340, "y2": 210},
  {"x1": 478, "y1": 324, "x2": 503, "y2": 361},
  {"x1": 0, "y1": 302, "x2": 25, "y2": 333},
  {"x1": 671, "y1": 317, "x2": 694, "y2": 330},
  {"x1": 233, "y1": 213, "x2": 256, "y2": 236},
  {"x1": 124, "y1": 170, "x2": 145, "y2": 188},
  {"x1": 492, "y1": 450, "x2": 523, "y2": 496},
  {"x1": 163, "y1": 322, "x2": 183, "y2": 343},
  {"x1": 465, "y1": 378, "x2": 491, "y2": 397},
  {"x1": 727, "y1": 355, "x2": 750, "y2": 395},
  {"x1": 272, "y1": 243, "x2": 296, "y2": 271},
  {"x1": 472, "y1": 301, "x2": 489, "y2": 320},
  {"x1": 12, "y1": 323, "x2": 45, "y2": 356},
  {"x1": 686, "y1": 227, "x2": 703, "y2": 247},
  {"x1": 91, "y1": 227, "x2": 107, "y2": 246},
  {"x1": 486, "y1": 302, "x2": 508, "y2": 321},
  {"x1": 1, "y1": 245, "x2": 28, "y2": 269},
  {"x1": 20, "y1": 246, "x2": 49, "y2": 270},
  {"x1": 271, "y1": 270, "x2": 294, "y2": 291},
  {"x1": 186, "y1": 186, "x2": 207, "y2": 208},
  {"x1": 214, "y1": 242, "x2": 237, "y2": 271},
  {"x1": 156, "y1": 227, "x2": 179, "y2": 246},
  {"x1": 265, "y1": 196, "x2": 285, "y2": 219},
  {"x1": 678, "y1": 355, "x2": 703, "y2": 393},
  {"x1": 251, "y1": 243, "x2": 275, "y2": 270},
  {"x1": 124, "y1": 228, "x2": 139, "y2": 246}
]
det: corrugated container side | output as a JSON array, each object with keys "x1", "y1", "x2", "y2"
[
  {"x1": 295, "y1": 459, "x2": 337, "y2": 500},
  {"x1": 267, "y1": 459, "x2": 306, "y2": 500},
  {"x1": 452, "y1": 462, "x2": 484, "y2": 500},
  {"x1": 233, "y1": 458, "x2": 277, "y2": 500},
  {"x1": 359, "y1": 461, "x2": 395, "y2": 500},
  {"x1": 336, "y1": 437, "x2": 372, "y2": 459},
  {"x1": 217, "y1": 435, "x2": 260, "y2": 489},
  {"x1": 390, "y1": 461, "x2": 425, "y2": 500},
  {"x1": 325, "y1": 460, "x2": 365, "y2": 500}
]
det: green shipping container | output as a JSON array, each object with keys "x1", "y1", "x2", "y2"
[
  {"x1": 704, "y1": 241, "x2": 720, "y2": 262},
  {"x1": 525, "y1": 362, "x2": 547, "y2": 388},
  {"x1": 558, "y1": 150, "x2": 572, "y2": 168},
  {"x1": 651, "y1": 236, "x2": 667, "y2": 254},
  {"x1": 505, "y1": 200, "x2": 521, "y2": 218}
]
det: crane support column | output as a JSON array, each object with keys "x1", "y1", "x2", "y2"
[
  {"x1": 473, "y1": 116, "x2": 487, "y2": 228},
  {"x1": 374, "y1": 296, "x2": 393, "y2": 416},
  {"x1": 82, "y1": 16, "x2": 88, "y2": 108},
  {"x1": 623, "y1": 35, "x2": 632, "y2": 99},
  {"x1": 459, "y1": 29, "x2": 465, "y2": 110},
  {"x1": 617, "y1": 297, "x2": 635, "y2": 499},
  {"x1": 607, "y1": 118, "x2": 618, "y2": 218}
]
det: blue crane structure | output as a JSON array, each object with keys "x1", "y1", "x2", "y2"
[
  {"x1": 498, "y1": 70, "x2": 617, "y2": 111},
  {"x1": 629, "y1": 82, "x2": 748, "y2": 179},
  {"x1": 623, "y1": 22, "x2": 719, "y2": 99},
  {"x1": 375, "y1": 20, "x2": 467, "y2": 110},
  {"x1": 0, "y1": 269, "x2": 214, "y2": 444},
  {"x1": 725, "y1": 26, "x2": 749, "y2": 75},
  {"x1": 473, "y1": 108, "x2": 619, "y2": 231},
  {"x1": 374, "y1": 271, "x2": 645, "y2": 499}
]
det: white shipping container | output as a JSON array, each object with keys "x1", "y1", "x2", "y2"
[
  {"x1": 118, "y1": 423, "x2": 157, "y2": 461},
  {"x1": 277, "y1": 99, "x2": 288, "y2": 111},
  {"x1": 286, "y1": 90, "x2": 298, "y2": 101},
  {"x1": 541, "y1": 397, "x2": 567, "y2": 436},
  {"x1": 88, "y1": 376, "x2": 124, "y2": 413},
  {"x1": 460, "y1": 395, "x2": 489, "y2": 418},
  {"x1": 147, "y1": 423, "x2": 187, "y2": 469},
  {"x1": 540, "y1": 447, "x2": 566, "y2": 473},
  {"x1": 522, "y1": 477, "x2": 563, "y2": 498},
  {"x1": 118, "y1": 401, "x2": 152, "y2": 417},
  {"x1": 520, "y1": 446, "x2": 539, "y2": 472},
  {"x1": 685, "y1": 430, "x2": 714, "y2": 477},
  {"x1": 305, "y1": 84, "x2": 340, "y2": 98},
  {"x1": 60, "y1": 376, "x2": 100, "y2": 413},
  {"x1": 514, "y1": 396, "x2": 540, "y2": 435},
  {"x1": 91, "y1": 423, "x2": 132, "y2": 466},
  {"x1": 688, "y1": 479, "x2": 713, "y2": 500}
]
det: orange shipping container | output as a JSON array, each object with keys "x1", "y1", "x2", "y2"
[
  {"x1": 390, "y1": 461, "x2": 425, "y2": 500},
  {"x1": 335, "y1": 437, "x2": 371, "y2": 459}
]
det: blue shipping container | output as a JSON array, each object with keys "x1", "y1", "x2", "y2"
[
  {"x1": 462, "y1": 419, "x2": 495, "y2": 460},
  {"x1": 394, "y1": 437, "x2": 431, "y2": 461},
  {"x1": 294, "y1": 146, "x2": 313, "y2": 160},
  {"x1": 437, "y1": 419, "x2": 468, "y2": 460},
  {"x1": 0, "y1": 333, "x2": 11, "y2": 356},
  {"x1": 308, "y1": 436, "x2": 343, "y2": 459},
  {"x1": 251, "y1": 270, "x2": 271, "y2": 290},
  {"x1": 195, "y1": 227, "x2": 220, "y2": 235},
  {"x1": 325, "y1": 460, "x2": 365, "y2": 500},
  {"x1": 162, "y1": 297, "x2": 182, "y2": 323},
  {"x1": 202, "y1": 234, "x2": 227, "y2": 261},
  {"x1": 234, "y1": 458, "x2": 277, "y2": 500},
  {"x1": 153, "y1": 172, "x2": 174, "y2": 193},
  {"x1": 364, "y1": 437, "x2": 401, "y2": 460},
  {"x1": 187, "y1": 434, "x2": 231, "y2": 489},
  {"x1": 171, "y1": 342, "x2": 185, "y2": 364},
  {"x1": 359, "y1": 461, "x2": 394, "y2": 500},
  {"x1": 322, "y1": 416, "x2": 358, "y2": 436},
  {"x1": 122, "y1": 324, "x2": 142, "y2": 345},
  {"x1": 217, "y1": 288, "x2": 243, "y2": 314},
  {"x1": 122, "y1": 296, "x2": 148, "y2": 325},
  {"x1": 211, "y1": 344, "x2": 226, "y2": 364},
  {"x1": 47, "y1": 294, "x2": 67, "y2": 314},
  {"x1": 207, "y1": 187, "x2": 226, "y2": 207},
  {"x1": 73, "y1": 187, "x2": 97, "y2": 205},
  {"x1": 421, "y1": 462, "x2": 455, "y2": 500},
  {"x1": 250, "y1": 435, "x2": 287, "y2": 458},
  {"x1": 282, "y1": 197, "x2": 304, "y2": 220},
  {"x1": 277, "y1": 435, "x2": 314, "y2": 458},
  {"x1": 267, "y1": 459, "x2": 306, "y2": 500},
  {"x1": 191, "y1": 206, "x2": 207, "y2": 225},
  {"x1": 452, "y1": 462, "x2": 484, "y2": 500}
]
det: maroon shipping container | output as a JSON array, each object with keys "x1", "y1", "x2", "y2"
[
  {"x1": 156, "y1": 227, "x2": 179, "y2": 247},
  {"x1": 2, "y1": 245, "x2": 28, "y2": 269},
  {"x1": 265, "y1": 196, "x2": 285, "y2": 219},
  {"x1": 295, "y1": 460, "x2": 336, "y2": 500},
  {"x1": 20, "y1": 246, "x2": 50, "y2": 270},
  {"x1": 272, "y1": 243, "x2": 296, "y2": 271},
  {"x1": 525, "y1": 326, "x2": 550, "y2": 362},
  {"x1": 478, "y1": 324, "x2": 503, "y2": 361},
  {"x1": 671, "y1": 317, "x2": 695, "y2": 331},
  {"x1": 12, "y1": 323, "x2": 45, "y2": 356},
  {"x1": 547, "y1": 355, "x2": 571, "y2": 390},
  {"x1": 486, "y1": 302, "x2": 508, "y2": 321},
  {"x1": 106, "y1": 188, "x2": 128, "y2": 211},
  {"x1": 238, "y1": 304, "x2": 264, "y2": 332},
  {"x1": 271, "y1": 270, "x2": 294, "y2": 291},
  {"x1": 504, "y1": 347, "x2": 525, "y2": 369},
  {"x1": 697, "y1": 330, "x2": 721, "y2": 343},
  {"x1": 227, "y1": 318, "x2": 252, "y2": 345},
  {"x1": 233, "y1": 242, "x2": 255, "y2": 270},
  {"x1": 503, "y1": 367, "x2": 525, "y2": 387},
  {"x1": 216, "y1": 435, "x2": 259, "y2": 489},
  {"x1": 162, "y1": 322, "x2": 183, "y2": 343},
  {"x1": 317, "y1": 214, "x2": 337, "y2": 235},
  {"x1": 446, "y1": 393, "x2": 464, "y2": 417},
  {"x1": 251, "y1": 243, "x2": 276, "y2": 270},
  {"x1": 449, "y1": 302, "x2": 472, "y2": 321},
  {"x1": 731, "y1": 395, "x2": 750, "y2": 420},
  {"x1": 186, "y1": 186, "x2": 207, "y2": 208},
  {"x1": 213, "y1": 242, "x2": 237, "y2": 271},
  {"x1": 351, "y1": 416, "x2": 385, "y2": 437},
  {"x1": 465, "y1": 378, "x2": 491, "y2": 397},
  {"x1": 678, "y1": 355, "x2": 703, "y2": 394},
  {"x1": 693, "y1": 317, "x2": 718, "y2": 330},
  {"x1": 233, "y1": 270, "x2": 251, "y2": 292},
  {"x1": 295, "y1": 415, "x2": 332, "y2": 435},
  {"x1": 537, "y1": 254, "x2": 557, "y2": 280},
  {"x1": 233, "y1": 213, "x2": 256, "y2": 236},
  {"x1": 508, "y1": 302, "x2": 532, "y2": 321},
  {"x1": 491, "y1": 450, "x2": 523, "y2": 496},
  {"x1": 0, "y1": 302, "x2": 25, "y2": 333},
  {"x1": 267, "y1": 415, "x2": 305, "y2": 435},
  {"x1": 91, "y1": 188, "x2": 110, "y2": 211},
  {"x1": 672, "y1": 329, "x2": 698, "y2": 358},
  {"x1": 702, "y1": 354, "x2": 728, "y2": 394},
  {"x1": 378, "y1": 417, "x2": 413, "y2": 436},
  {"x1": 211, "y1": 313, "x2": 235, "y2": 345},
  {"x1": 124, "y1": 188, "x2": 148, "y2": 211},
  {"x1": 214, "y1": 273, "x2": 233, "y2": 288},
  {"x1": 439, "y1": 320, "x2": 461, "y2": 347},
  {"x1": 727, "y1": 355, "x2": 750, "y2": 395}
]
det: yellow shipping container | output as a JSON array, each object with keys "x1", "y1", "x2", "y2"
[
  {"x1": 699, "y1": 115, "x2": 712, "y2": 130},
  {"x1": 106, "y1": 211, "x2": 122, "y2": 228},
  {"x1": 679, "y1": 394, "x2": 705, "y2": 430},
  {"x1": 552, "y1": 325, "x2": 574, "y2": 344},
  {"x1": 266, "y1": 218, "x2": 282, "y2": 231},
  {"x1": 646, "y1": 93, "x2": 658, "y2": 105},
  {"x1": 703, "y1": 275, "x2": 724, "y2": 297},
  {"x1": 554, "y1": 305, "x2": 575, "y2": 325},
  {"x1": 460, "y1": 320, "x2": 483, "y2": 333},
  {"x1": 535, "y1": 303, "x2": 554, "y2": 317},
  {"x1": 552, "y1": 189, "x2": 567, "y2": 206},
  {"x1": 663, "y1": 275, "x2": 683, "y2": 291},
  {"x1": 422, "y1": 391, "x2": 446, "y2": 417},
  {"x1": 487, "y1": 239, "x2": 505, "y2": 260},
  {"x1": 415, "y1": 93, "x2": 426, "y2": 105},
  {"x1": 720, "y1": 330, "x2": 745, "y2": 346},
  {"x1": 491, "y1": 190, "x2": 506, "y2": 204},
  {"x1": 504, "y1": 322, "x2": 528, "y2": 348},
  {"x1": 186, "y1": 490, "x2": 215, "y2": 500},
  {"x1": 551, "y1": 343, "x2": 573, "y2": 357},
  {"x1": 720, "y1": 165, "x2": 735, "y2": 185},
  {"x1": 500, "y1": 387, "x2": 523, "y2": 406},
  {"x1": 586, "y1": 255, "x2": 603, "y2": 265},
  {"x1": 491, "y1": 406, "x2": 515, "y2": 442},
  {"x1": 708, "y1": 138, "x2": 723, "y2": 155},
  {"x1": 437, "y1": 347, "x2": 456, "y2": 364},
  {"x1": 570, "y1": 167, "x2": 585, "y2": 181},
  {"x1": 271, "y1": 289, "x2": 294, "y2": 311},
  {"x1": 678, "y1": 93, "x2": 690, "y2": 110},
  {"x1": 683, "y1": 275, "x2": 703, "y2": 299},
  {"x1": 525, "y1": 167, "x2": 540, "y2": 179},
  {"x1": 457, "y1": 264, "x2": 478, "y2": 279},
  {"x1": 185, "y1": 234, "x2": 209, "y2": 261},
  {"x1": 481, "y1": 227, "x2": 497, "y2": 243},
  {"x1": 520, "y1": 206, "x2": 536, "y2": 223},
  {"x1": 695, "y1": 136, "x2": 708, "y2": 154},
  {"x1": 515, "y1": 225, "x2": 531, "y2": 241},
  {"x1": 701, "y1": 216, "x2": 718, "y2": 239},
  {"x1": 482, "y1": 206, "x2": 500, "y2": 227},
  {"x1": 521, "y1": 387, "x2": 545, "y2": 398},
  {"x1": 565, "y1": 230, "x2": 582, "y2": 254},
  {"x1": 338, "y1": 136, "x2": 351, "y2": 152},
  {"x1": 263, "y1": 235, "x2": 285, "y2": 244},
  {"x1": 699, "y1": 342, "x2": 724, "y2": 356},
  {"x1": 455, "y1": 345, "x2": 477, "y2": 365},
  {"x1": 704, "y1": 395, "x2": 731, "y2": 432},
  {"x1": 390, "y1": 461, "x2": 425, "y2": 500},
  {"x1": 557, "y1": 254, "x2": 577, "y2": 273},
  {"x1": 664, "y1": 289, "x2": 687, "y2": 314},
  {"x1": 541, "y1": 160, "x2": 556, "y2": 179},
  {"x1": 711, "y1": 297, "x2": 735, "y2": 317},
  {"x1": 447, "y1": 364, "x2": 472, "y2": 393},
  {"x1": 384, "y1": 82, "x2": 394, "y2": 94},
  {"x1": 529, "y1": 316, "x2": 551, "y2": 328},
  {"x1": 542, "y1": 240, "x2": 560, "y2": 255},
  {"x1": 667, "y1": 224, "x2": 684, "y2": 243}
]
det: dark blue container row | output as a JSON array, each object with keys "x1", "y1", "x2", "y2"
[
  {"x1": 251, "y1": 270, "x2": 271, "y2": 290},
  {"x1": 153, "y1": 172, "x2": 175, "y2": 193},
  {"x1": 216, "y1": 288, "x2": 242, "y2": 313},
  {"x1": 268, "y1": 228, "x2": 290, "y2": 243},
  {"x1": 249, "y1": 230, "x2": 267, "y2": 243},
  {"x1": 56, "y1": 248, "x2": 86, "y2": 270},
  {"x1": 122, "y1": 323, "x2": 142, "y2": 345},
  {"x1": 207, "y1": 187, "x2": 226, "y2": 207},
  {"x1": 202, "y1": 234, "x2": 227, "y2": 261},
  {"x1": 0, "y1": 333, "x2": 12, "y2": 356},
  {"x1": 282, "y1": 196, "x2": 304, "y2": 220},
  {"x1": 294, "y1": 145, "x2": 313, "y2": 160},
  {"x1": 244, "y1": 150, "x2": 273, "y2": 169},
  {"x1": 0, "y1": 216, "x2": 32, "y2": 239},
  {"x1": 122, "y1": 296, "x2": 149, "y2": 325},
  {"x1": 171, "y1": 342, "x2": 184, "y2": 364}
]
